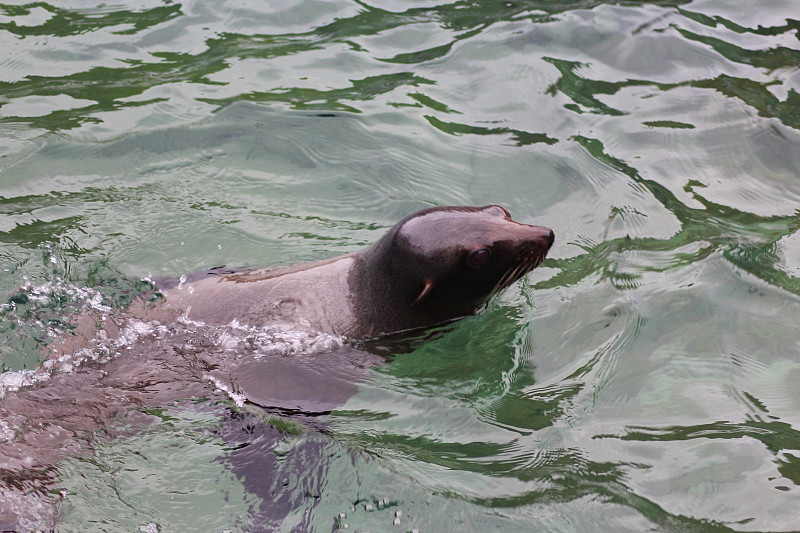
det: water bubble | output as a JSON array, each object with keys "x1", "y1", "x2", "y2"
[{"x1": 334, "y1": 511, "x2": 349, "y2": 530}]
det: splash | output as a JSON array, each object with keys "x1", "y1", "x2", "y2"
[{"x1": 1, "y1": 270, "x2": 346, "y2": 403}]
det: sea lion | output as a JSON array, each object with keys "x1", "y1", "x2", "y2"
[
  {"x1": 0, "y1": 205, "x2": 553, "y2": 529},
  {"x1": 150, "y1": 205, "x2": 554, "y2": 338}
]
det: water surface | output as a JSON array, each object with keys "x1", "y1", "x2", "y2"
[{"x1": 1, "y1": 0, "x2": 800, "y2": 531}]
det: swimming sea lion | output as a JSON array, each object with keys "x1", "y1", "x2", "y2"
[
  {"x1": 151, "y1": 205, "x2": 554, "y2": 338},
  {"x1": 0, "y1": 205, "x2": 552, "y2": 529}
]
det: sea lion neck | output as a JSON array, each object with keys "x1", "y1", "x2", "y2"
[{"x1": 346, "y1": 224, "x2": 424, "y2": 336}]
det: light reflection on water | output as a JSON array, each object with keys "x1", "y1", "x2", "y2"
[{"x1": 1, "y1": 0, "x2": 800, "y2": 531}]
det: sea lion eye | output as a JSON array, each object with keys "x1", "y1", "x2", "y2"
[{"x1": 467, "y1": 247, "x2": 492, "y2": 269}]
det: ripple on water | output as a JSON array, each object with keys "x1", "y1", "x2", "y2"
[
  {"x1": 2, "y1": 0, "x2": 800, "y2": 530},
  {"x1": 53, "y1": 400, "x2": 260, "y2": 532}
]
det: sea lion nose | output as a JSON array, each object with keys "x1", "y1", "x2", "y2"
[
  {"x1": 527, "y1": 226, "x2": 554, "y2": 248},
  {"x1": 545, "y1": 228, "x2": 555, "y2": 247}
]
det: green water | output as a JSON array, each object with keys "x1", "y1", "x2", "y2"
[{"x1": 2, "y1": 0, "x2": 800, "y2": 531}]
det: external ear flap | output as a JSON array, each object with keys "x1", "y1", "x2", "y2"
[{"x1": 413, "y1": 279, "x2": 435, "y2": 305}]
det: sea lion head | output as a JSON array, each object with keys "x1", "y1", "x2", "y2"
[{"x1": 352, "y1": 205, "x2": 554, "y2": 336}]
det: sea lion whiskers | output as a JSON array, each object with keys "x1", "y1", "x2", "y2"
[
  {"x1": 489, "y1": 248, "x2": 546, "y2": 298},
  {"x1": 490, "y1": 262, "x2": 522, "y2": 297}
]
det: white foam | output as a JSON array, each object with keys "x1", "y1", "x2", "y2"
[
  {"x1": 0, "y1": 369, "x2": 51, "y2": 400},
  {"x1": 0, "y1": 277, "x2": 163, "y2": 399},
  {"x1": 0, "y1": 418, "x2": 15, "y2": 443},
  {"x1": 205, "y1": 374, "x2": 246, "y2": 408},
  {"x1": 0, "y1": 318, "x2": 167, "y2": 399},
  {"x1": 213, "y1": 319, "x2": 345, "y2": 358},
  {"x1": 171, "y1": 313, "x2": 346, "y2": 358}
]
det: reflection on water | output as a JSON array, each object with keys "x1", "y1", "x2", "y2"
[{"x1": 2, "y1": 0, "x2": 800, "y2": 531}]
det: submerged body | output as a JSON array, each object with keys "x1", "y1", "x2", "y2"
[{"x1": 153, "y1": 205, "x2": 554, "y2": 337}]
